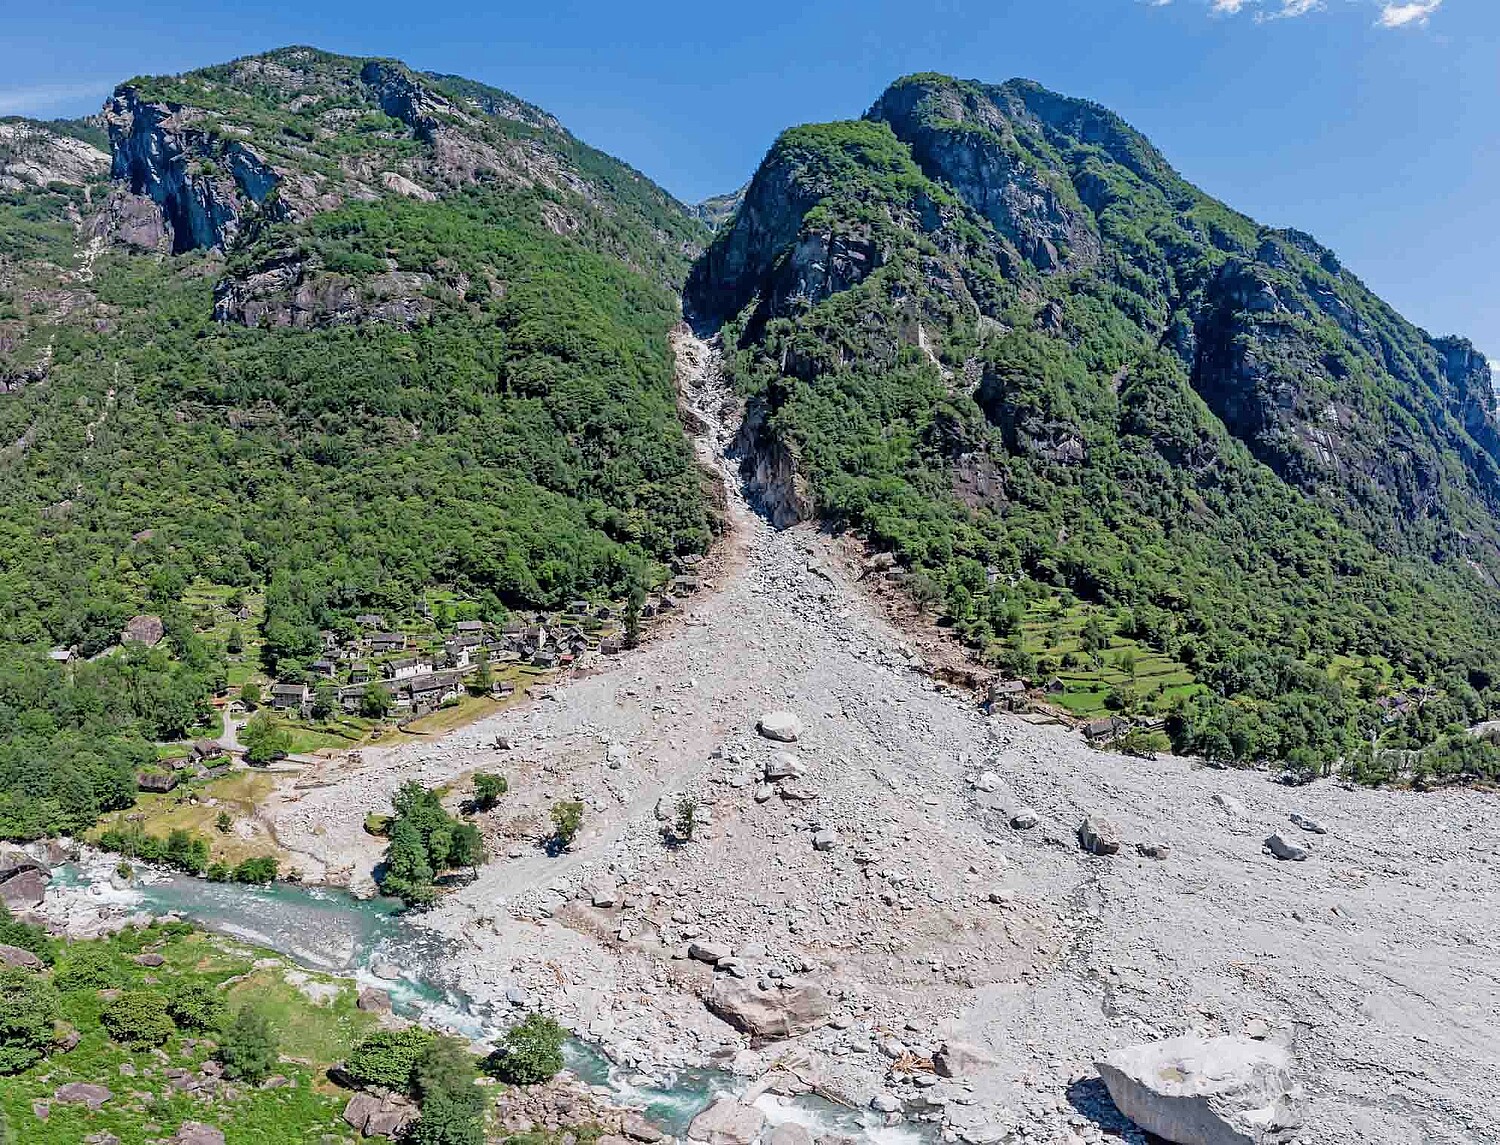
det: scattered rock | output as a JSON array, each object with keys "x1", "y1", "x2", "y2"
[
  {"x1": 134, "y1": 952, "x2": 165, "y2": 967},
  {"x1": 812, "y1": 828, "x2": 839, "y2": 851},
  {"x1": 169, "y1": 1123, "x2": 226, "y2": 1145},
  {"x1": 1265, "y1": 834, "x2": 1309, "y2": 862},
  {"x1": 622, "y1": 1112, "x2": 665, "y2": 1142},
  {"x1": 974, "y1": 771, "x2": 1003, "y2": 793},
  {"x1": 1078, "y1": 814, "x2": 1122, "y2": 856},
  {"x1": 1289, "y1": 812, "x2": 1327, "y2": 834},
  {"x1": 54, "y1": 1082, "x2": 112, "y2": 1109},
  {"x1": 933, "y1": 1040, "x2": 1001, "y2": 1078},
  {"x1": 357, "y1": 987, "x2": 392, "y2": 1013},
  {"x1": 344, "y1": 1092, "x2": 417, "y2": 1138},
  {"x1": 687, "y1": 1097, "x2": 767, "y2": 1145},
  {"x1": 0, "y1": 942, "x2": 44, "y2": 969},
  {"x1": 757, "y1": 711, "x2": 803, "y2": 743},
  {"x1": 689, "y1": 941, "x2": 731, "y2": 964},
  {"x1": 1136, "y1": 840, "x2": 1172, "y2": 860},
  {"x1": 1008, "y1": 807, "x2": 1039, "y2": 830},
  {"x1": 870, "y1": 1092, "x2": 903, "y2": 1114},
  {"x1": 705, "y1": 975, "x2": 831, "y2": 1038},
  {"x1": 1096, "y1": 1033, "x2": 1303, "y2": 1145},
  {"x1": 767, "y1": 1123, "x2": 814, "y2": 1145},
  {"x1": 764, "y1": 753, "x2": 805, "y2": 781}
]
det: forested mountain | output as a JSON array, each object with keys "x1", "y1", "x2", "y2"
[
  {"x1": 687, "y1": 74, "x2": 1500, "y2": 780},
  {"x1": 0, "y1": 47, "x2": 712, "y2": 838}
]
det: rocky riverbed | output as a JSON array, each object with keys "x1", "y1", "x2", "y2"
[{"x1": 257, "y1": 331, "x2": 1500, "y2": 1145}]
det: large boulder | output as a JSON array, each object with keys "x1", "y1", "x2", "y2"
[
  {"x1": 1264, "y1": 834, "x2": 1308, "y2": 862},
  {"x1": 1096, "y1": 1033, "x2": 1302, "y2": 1145},
  {"x1": 687, "y1": 1097, "x2": 767, "y2": 1145},
  {"x1": 706, "y1": 975, "x2": 830, "y2": 1038},
  {"x1": 170, "y1": 1124, "x2": 226, "y2": 1145},
  {"x1": 933, "y1": 1039, "x2": 1001, "y2": 1078},
  {"x1": 54, "y1": 1082, "x2": 112, "y2": 1108},
  {"x1": 0, "y1": 868, "x2": 46, "y2": 910},
  {"x1": 1078, "y1": 814, "x2": 1122, "y2": 856},
  {"x1": 757, "y1": 711, "x2": 803, "y2": 743},
  {"x1": 0, "y1": 943, "x2": 44, "y2": 969}
]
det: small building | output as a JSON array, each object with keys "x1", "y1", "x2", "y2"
[
  {"x1": 355, "y1": 614, "x2": 387, "y2": 630},
  {"x1": 384, "y1": 655, "x2": 433, "y2": 681},
  {"x1": 442, "y1": 641, "x2": 472, "y2": 670},
  {"x1": 531, "y1": 649, "x2": 559, "y2": 669},
  {"x1": 320, "y1": 630, "x2": 339, "y2": 651},
  {"x1": 599, "y1": 635, "x2": 623, "y2": 655},
  {"x1": 455, "y1": 620, "x2": 485, "y2": 634},
  {"x1": 190, "y1": 739, "x2": 224, "y2": 762},
  {"x1": 310, "y1": 659, "x2": 337, "y2": 677},
  {"x1": 270, "y1": 682, "x2": 310, "y2": 713},
  {"x1": 566, "y1": 599, "x2": 591, "y2": 616},
  {"x1": 1045, "y1": 677, "x2": 1066, "y2": 695},
  {"x1": 670, "y1": 576, "x2": 702, "y2": 596},
  {"x1": 137, "y1": 769, "x2": 180, "y2": 794},
  {"x1": 1082, "y1": 716, "x2": 1130, "y2": 745},
  {"x1": 48, "y1": 646, "x2": 72, "y2": 664},
  {"x1": 350, "y1": 662, "x2": 372, "y2": 683},
  {"x1": 987, "y1": 679, "x2": 1028, "y2": 712},
  {"x1": 368, "y1": 633, "x2": 406, "y2": 654}
]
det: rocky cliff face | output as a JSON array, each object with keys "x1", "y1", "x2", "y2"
[
  {"x1": 689, "y1": 72, "x2": 1500, "y2": 571},
  {"x1": 104, "y1": 90, "x2": 287, "y2": 253},
  {"x1": 0, "y1": 122, "x2": 109, "y2": 191}
]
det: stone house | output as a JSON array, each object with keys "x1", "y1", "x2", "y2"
[
  {"x1": 455, "y1": 620, "x2": 485, "y2": 634},
  {"x1": 988, "y1": 679, "x2": 1028, "y2": 712},
  {"x1": 368, "y1": 633, "x2": 406, "y2": 654},
  {"x1": 355, "y1": 614, "x2": 386, "y2": 630},
  {"x1": 1083, "y1": 716, "x2": 1131, "y2": 744},
  {"x1": 384, "y1": 655, "x2": 433, "y2": 681},
  {"x1": 270, "y1": 682, "x2": 310, "y2": 714}
]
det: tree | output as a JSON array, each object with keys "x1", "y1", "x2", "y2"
[
  {"x1": 472, "y1": 772, "x2": 507, "y2": 810},
  {"x1": 345, "y1": 1027, "x2": 434, "y2": 1092},
  {"x1": 54, "y1": 946, "x2": 124, "y2": 992},
  {"x1": 167, "y1": 979, "x2": 227, "y2": 1032},
  {"x1": 361, "y1": 683, "x2": 393, "y2": 719},
  {"x1": 550, "y1": 801, "x2": 583, "y2": 850},
  {"x1": 217, "y1": 1005, "x2": 278, "y2": 1083},
  {"x1": 469, "y1": 649, "x2": 492, "y2": 696},
  {"x1": 623, "y1": 586, "x2": 644, "y2": 649},
  {"x1": 241, "y1": 711, "x2": 291, "y2": 765},
  {"x1": 0, "y1": 967, "x2": 58, "y2": 1074},
  {"x1": 484, "y1": 1012, "x2": 565, "y2": 1085},
  {"x1": 102, "y1": 990, "x2": 176, "y2": 1048},
  {"x1": 240, "y1": 681, "x2": 262, "y2": 708},
  {"x1": 673, "y1": 795, "x2": 697, "y2": 843},
  {"x1": 446, "y1": 822, "x2": 485, "y2": 869},
  {"x1": 409, "y1": 1092, "x2": 486, "y2": 1145},
  {"x1": 311, "y1": 680, "x2": 337, "y2": 720},
  {"x1": 226, "y1": 624, "x2": 245, "y2": 655},
  {"x1": 216, "y1": 810, "x2": 233, "y2": 834}
]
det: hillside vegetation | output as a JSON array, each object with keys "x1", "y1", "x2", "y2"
[
  {"x1": 0, "y1": 48, "x2": 712, "y2": 840},
  {"x1": 689, "y1": 74, "x2": 1500, "y2": 782}
]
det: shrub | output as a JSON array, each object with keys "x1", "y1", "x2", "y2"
[
  {"x1": 344, "y1": 1026, "x2": 434, "y2": 1092},
  {"x1": 484, "y1": 1012, "x2": 565, "y2": 1085},
  {"x1": 0, "y1": 903, "x2": 52, "y2": 966},
  {"x1": 217, "y1": 1005, "x2": 278, "y2": 1083},
  {"x1": 167, "y1": 979, "x2": 227, "y2": 1032},
  {"x1": 102, "y1": 990, "x2": 176, "y2": 1048},
  {"x1": 54, "y1": 946, "x2": 125, "y2": 992},
  {"x1": 472, "y1": 772, "x2": 507, "y2": 810},
  {"x1": 550, "y1": 801, "x2": 583, "y2": 849},
  {"x1": 0, "y1": 967, "x2": 58, "y2": 1074}
]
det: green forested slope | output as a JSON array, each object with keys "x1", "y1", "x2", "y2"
[
  {"x1": 688, "y1": 74, "x2": 1500, "y2": 781},
  {"x1": 0, "y1": 48, "x2": 711, "y2": 838}
]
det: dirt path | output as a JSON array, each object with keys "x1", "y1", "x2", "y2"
[{"x1": 265, "y1": 328, "x2": 1500, "y2": 1145}]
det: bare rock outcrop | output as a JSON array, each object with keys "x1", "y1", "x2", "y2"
[{"x1": 1097, "y1": 1034, "x2": 1302, "y2": 1145}]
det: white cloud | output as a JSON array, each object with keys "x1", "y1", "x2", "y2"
[
  {"x1": 0, "y1": 81, "x2": 111, "y2": 118},
  {"x1": 1376, "y1": 0, "x2": 1442, "y2": 27},
  {"x1": 1165, "y1": 0, "x2": 1441, "y2": 27}
]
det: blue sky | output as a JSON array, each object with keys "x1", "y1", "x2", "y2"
[{"x1": 3, "y1": 0, "x2": 1496, "y2": 359}]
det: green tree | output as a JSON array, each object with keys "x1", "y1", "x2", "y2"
[
  {"x1": 311, "y1": 680, "x2": 337, "y2": 720},
  {"x1": 226, "y1": 624, "x2": 245, "y2": 655},
  {"x1": 55, "y1": 946, "x2": 124, "y2": 992},
  {"x1": 472, "y1": 772, "x2": 507, "y2": 810},
  {"x1": 361, "y1": 683, "x2": 393, "y2": 719},
  {"x1": 550, "y1": 801, "x2": 584, "y2": 850},
  {"x1": 216, "y1": 810, "x2": 233, "y2": 834},
  {"x1": 345, "y1": 1027, "x2": 434, "y2": 1092},
  {"x1": 623, "y1": 586, "x2": 644, "y2": 649},
  {"x1": 217, "y1": 1005, "x2": 278, "y2": 1083},
  {"x1": 484, "y1": 1012, "x2": 566, "y2": 1085},
  {"x1": 240, "y1": 681, "x2": 262, "y2": 708},
  {"x1": 0, "y1": 967, "x2": 58, "y2": 1073},
  {"x1": 469, "y1": 649, "x2": 492, "y2": 696},
  {"x1": 241, "y1": 711, "x2": 291, "y2": 765},
  {"x1": 167, "y1": 979, "x2": 227, "y2": 1032},
  {"x1": 673, "y1": 795, "x2": 697, "y2": 843},
  {"x1": 102, "y1": 990, "x2": 176, "y2": 1048}
]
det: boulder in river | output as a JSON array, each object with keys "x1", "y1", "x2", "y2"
[
  {"x1": 687, "y1": 1097, "x2": 766, "y2": 1145},
  {"x1": 1096, "y1": 1032, "x2": 1302, "y2": 1145}
]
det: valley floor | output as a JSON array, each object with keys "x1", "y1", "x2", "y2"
[{"x1": 264, "y1": 330, "x2": 1500, "y2": 1145}]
